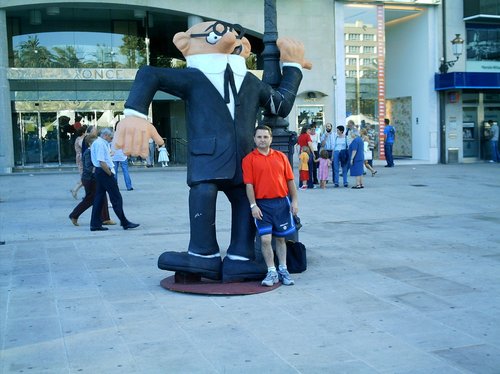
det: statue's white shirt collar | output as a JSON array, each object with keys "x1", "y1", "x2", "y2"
[{"x1": 186, "y1": 53, "x2": 247, "y2": 77}]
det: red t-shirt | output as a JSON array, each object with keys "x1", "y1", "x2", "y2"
[
  {"x1": 297, "y1": 133, "x2": 311, "y2": 149},
  {"x1": 242, "y1": 148, "x2": 294, "y2": 199}
]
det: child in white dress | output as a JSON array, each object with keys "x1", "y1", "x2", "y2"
[
  {"x1": 158, "y1": 146, "x2": 169, "y2": 167},
  {"x1": 363, "y1": 135, "x2": 377, "y2": 176}
]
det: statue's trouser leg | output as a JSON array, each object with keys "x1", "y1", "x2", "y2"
[
  {"x1": 188, "y1": 182, "x2": 220, "y2": 256},
  {"x1": 223, "y1": 184, "x2": 256, "y2": 260}
]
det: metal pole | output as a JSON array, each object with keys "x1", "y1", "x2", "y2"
[
  {"x1": 262, "y1": 0, "x2": 281, "y2": 89},
  {"x1": 145, "y1": 12, "x2": 150, "y2": 66},
  {"x1": 261, "y1": 0, "x2": 297, "y2": 165},
  {"x1": 439, "y1": 0, "x2": 447, "y2": 163}
]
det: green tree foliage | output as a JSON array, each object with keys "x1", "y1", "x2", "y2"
[
  {"x1": 52, "y1": 45, "x2": 81, "y2": 68},
  {"x1": 15, "y1": 35, "x2": 53, "y2": 67},
  {"x1": 119, "y1": 35, "x2": 147, "y2": 68},
  {"x1": 246, "y1": 52, "x2": 257, "y2": 70}
]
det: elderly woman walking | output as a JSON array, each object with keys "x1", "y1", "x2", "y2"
[{"x1": 349, "y1": 130, "x2": 365, "y2": 189}]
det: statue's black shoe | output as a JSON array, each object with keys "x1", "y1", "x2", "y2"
[
  {"x1": 158, "y1": 251, "x2": 222, "y2": 281},
  {"x1": 222, "y1": 257, "x2": 267, "y2": 283}
]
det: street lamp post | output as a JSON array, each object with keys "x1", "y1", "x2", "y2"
[
  {"x1": 261, "y1": 0, "x2": 297, "y2": 166},
  {"x1": 439, "y1": 33, "x2": 464, "y2": 164},
  {"x1": 439, "y1": 34, "x2": 464, "y2": 74}
]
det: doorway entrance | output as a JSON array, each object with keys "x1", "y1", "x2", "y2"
[{"x1": 462, "y1": 92, "x2": 500, "y2": 160}]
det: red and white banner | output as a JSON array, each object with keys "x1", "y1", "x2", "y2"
[{"x1": 377, "y1": 5, "x2": 386, "y2": 160}]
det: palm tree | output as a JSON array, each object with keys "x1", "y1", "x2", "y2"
[
  {"x1": 15, "y1": 35, "x2": 53, "y2": 67},
  {"x1": 52, "y1": 45, "x2": 81, "y2": 68}
]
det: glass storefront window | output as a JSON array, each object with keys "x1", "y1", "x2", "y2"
[
  {"x1": 484, "y1": 93, "x2": 500, "y2": 103},
  {"x1": 13, "y1": 107, "x2": 124, "y2": 166},
  {"x1": 20, "y1": 113, "x2": 41, "y2": 165},
  {"x1": 466, "y1": 24, "x2": 500, "y2": 72},
  {"x1": 462, "y1": 92, "x2": 479, "y2": 104},
  {"x1": 344, "y1": 5, "x2": 379, "y2": 125},
  {"x1": 12, "y1": 30, "x2": 146, "y2": 68},
  {"x1": 297, "y1": 105, "x2": 324, "y2": 132}
]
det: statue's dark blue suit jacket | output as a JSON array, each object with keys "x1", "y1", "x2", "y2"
[{"x1": 125, "y1": 65, "x2": 302, "y2": 186}]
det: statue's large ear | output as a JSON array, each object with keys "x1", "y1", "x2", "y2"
[
  {"x1": 173, "y1": 32, "x2": 191, "y2": 56},
  {"x1": 240, "y1": 37, "x2": 252, "y2": 58}
]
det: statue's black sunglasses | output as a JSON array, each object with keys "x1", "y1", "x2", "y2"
[{"x1": 190, "y1": 21, "x2": 246, "y2": 43}]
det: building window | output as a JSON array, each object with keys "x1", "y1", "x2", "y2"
[
  {"x1": 346, "y1": 58, "x2": 357, "y2": 65},
  {"x1": 344, "y1": 3, "x2": 381, "y2": 132},
  {"x1": 11, "y1": 30, "x2": 147, "y2": 69},
  {"x1": 349, "y1": 33, "x2": 361, "y2": 40},
  {"x1": 297, "y1": 105, "x2": 324, "y2": 131},
  {"x1": 363, "y1": 46, "x2": 376, "y2": 53},
  {"x1": 465, "y1": 0, "x2": 500, "y2": 18},
  {"x1": 466, "y1": 24, "x2": 500, "y2": 72}
]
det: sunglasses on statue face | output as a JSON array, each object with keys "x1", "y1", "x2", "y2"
[{"x1": 190, "y1": 21, "x2": 246, "y2": 45}]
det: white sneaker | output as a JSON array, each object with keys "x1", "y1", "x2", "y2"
[
  {"x1": 261, "y1": 270, "x2": 279, "y2": 287},
  {"x1": 278, "y1": 268, "x2": 295, "y2": 286}
]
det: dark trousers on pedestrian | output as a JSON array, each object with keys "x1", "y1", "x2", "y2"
[
  {"x1": 490, "y1": 140, "x2": 500, "y2": 162},
  {"x1": 385, "y1": 142, "x2": 394, "y2": 167},
  {"x1": 307, "y1": 156, "x2": 314, "y2": 188},
  {"x1": 312, "y1": 150, "x2": 319, "y2": 184},
  {"x1": 70, "y1": 178, "x2": 110, "y2": 221},
  {"x1": 91, "y1": 168, "x2": 129, "y2": 228}
]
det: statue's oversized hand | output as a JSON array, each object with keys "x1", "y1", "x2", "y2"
[
  {"x1": 113, "y1": 116, "x2": 164, "y2": 158},
  {"x1": 277, "y1": 37, "x2": 312, "y2": 70}
]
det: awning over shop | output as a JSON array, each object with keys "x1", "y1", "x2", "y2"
[{"x1": 435, "y1": 72, "x2": 500, "y2": 91}]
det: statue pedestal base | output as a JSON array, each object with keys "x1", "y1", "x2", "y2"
[{"x1": 160, "y1": 275, "x2": 281, "y2": 295}]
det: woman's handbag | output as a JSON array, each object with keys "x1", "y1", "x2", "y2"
[{"x1": 339, "y1": 149, "x2": 348, "y2": 166}]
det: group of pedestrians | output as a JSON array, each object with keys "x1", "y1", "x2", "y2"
[{"x1": 297, "y1": 119, "x2": 396, "y2": 190}]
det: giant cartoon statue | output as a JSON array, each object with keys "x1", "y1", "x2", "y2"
[{"x1": 114, "y1": 20, "x2": 311, "y2": 282}]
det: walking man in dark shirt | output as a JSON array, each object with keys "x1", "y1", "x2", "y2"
[{"x1": 90, "y1": 128, "x2": 139, "y2": 231}]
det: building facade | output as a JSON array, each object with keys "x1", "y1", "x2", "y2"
[
  {"x1": 436, "y1": 0, "x2": 500, "y2": 163},
  {"x1": 2, "y1": 0, "x2": 482, "y2": 173}
]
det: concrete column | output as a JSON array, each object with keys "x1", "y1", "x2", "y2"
[
  {"x1": 334, "y1": 2, "x2": 347, "y2": 127},
  {"x1": 0, "y1": 10, "x2": 13, "y2": 173}
]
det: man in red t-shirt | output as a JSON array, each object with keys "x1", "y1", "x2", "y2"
[{"x1": 242, "y1": 125, "x2": 299, "y2": 287}]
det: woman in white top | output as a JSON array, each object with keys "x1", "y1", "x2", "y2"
[
  {"x1": 333, "y1": 125, "x2": 349, "y2": 187},
  {"x1": 362, "y1": 132, "x2": 377, "y2": 176}
]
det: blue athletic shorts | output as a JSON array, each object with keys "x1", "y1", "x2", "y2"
[{"x1": 254, "y1": 197, "x2": 296, "y2": 237}]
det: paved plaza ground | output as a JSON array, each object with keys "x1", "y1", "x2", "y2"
[{"x1": 0, "y1": 161, "x2": 500, "y2": 373}]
